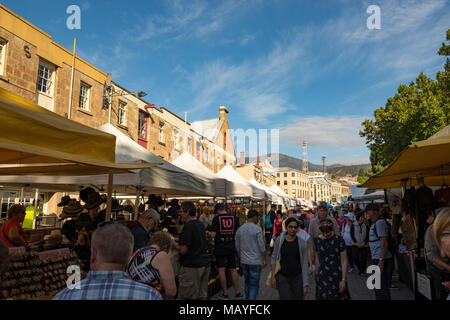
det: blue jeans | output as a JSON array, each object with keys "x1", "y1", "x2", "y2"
[{"x1": 242, "y1": 264, "x2": 262, "y2": 300}]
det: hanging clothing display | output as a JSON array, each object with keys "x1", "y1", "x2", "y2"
[{"x1": 435, "y1": 185, "x2": 450, "y2": 208}]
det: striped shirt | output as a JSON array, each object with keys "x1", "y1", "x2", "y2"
[{"x1": 53, "y1": 270, "x2": 162, "y2": 300}]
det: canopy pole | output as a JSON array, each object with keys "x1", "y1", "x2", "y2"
[
  {"x1": 68, "y1": 37, "x2": 76, "y2": 120},
  {"x1": 32, "y1": 188, "x2": 39, "y2": 229},
  {"x1": 19, "y1": 187, "x2": 24, "y2": 205},
  {"x1": 134, "y1": 186, "x2": 141, "y2": 220},
  {"x1": 106, "y1": 170, "x2": 114, "y2": 222}
]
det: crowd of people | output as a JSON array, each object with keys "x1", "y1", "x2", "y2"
[{"x1": 1, "y1": 191, "x2": 449, "y2": 301}]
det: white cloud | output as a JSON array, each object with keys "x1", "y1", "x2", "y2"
[
  {"x1": 240, "y1": 34, "x2": 256, "y2": 46},
  {"x1": 277, "y1": 115, "x2": 369, "y2": 163}
]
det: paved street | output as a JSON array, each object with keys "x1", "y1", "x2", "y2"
[{"x1": 211, "y1": 260, "x2": 414, "y2": 300}]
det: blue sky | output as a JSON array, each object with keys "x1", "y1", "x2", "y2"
[{"x1": 3, "y1": 0, "x2": 449, "y2": 166}]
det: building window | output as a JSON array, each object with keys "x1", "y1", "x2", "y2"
[
  {"x1": 138, "y1": 111, "x2": 148, "y2": 140},
  {"x1": 292, "y1": 190, "x2": 296, "y2": 196},
  {"x1": 118, "y1": 101, "x2": 127, "y2": 126},
  {"x1": 277, "y1": 173, "x2": 280, "y2": 178},
  {"x1": 292, "y1": 172, "x2": 295, "y2": 177},
  {"x1": 78, "y1": 82, "x2": 90, "y2": 111},
  {"x1": 284, "y1": 173, "x2": 287, "y2": 178},
  {"x1": 36, "y1": 62, "x2": 54, "y2": 96},
  {"x1": 187, "y1": 136, "x2": 192, "y2": 153},
  {"x1": 173, "y1": 129, "x2": 180, "y2": 151},
  {"x1": 284, "y1": 181, "x2": 287, "y2": 186},
  {"x1": 292, "y1": 180, "x2": 295, "y2": 185},
  {"x1": 277, "y1": 181, "x2": 280, "y2": 186},
  {"x1": 159, "y1": 122, "x2": 164, "y2": 143},
  {"x1": 0, "y1": 38, "x2": 6, "y2": 76}
]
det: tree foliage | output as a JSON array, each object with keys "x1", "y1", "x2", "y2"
[{"x1": 360, "y1": 29, "x2": 450, "y2": 173}]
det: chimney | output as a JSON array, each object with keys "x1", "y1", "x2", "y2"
[
  {"x1": 240, "y1": 151, "x2": 245, "y2": 167},
  {"x1": 219, "y1": 106, "x2": 229, "y2": 121}
]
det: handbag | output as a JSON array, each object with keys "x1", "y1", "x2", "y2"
[
  {"x1": 269, "y1": 237, "x2": 275, "y2": 248},
  {"x1": 265, "y1": 260, "x2": 281, "y2": 288}
]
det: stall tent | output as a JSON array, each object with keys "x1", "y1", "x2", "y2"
[
  {"x1": 216, "y1": 164, "x2": 265, "y2": 200},
  {"x1": 269, "y1": 185, "x2": 297, "y2": 208},
  {"x1": 172, "y1": 152, "x2": 251, "y2": 198},
  {"x1": 248, "y1": 178, "x2": 283, "y2": 204},
  {"x1": 362, "y1": 124, "x2": 450, "y2": 189},
  {"x1": 0, "y1": 123, "x2": 215, "y2": 197}
]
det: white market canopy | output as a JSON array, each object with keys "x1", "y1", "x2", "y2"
[
  {"x1": 269, "y1": 185, "x2": 297, "y2": 208},
  {"x1": 0, "y1": 124, "x2": 215, "y2": 197},
  {"x1": 249, "y1": 178, "x2": 283, "y2": 204},
  {"x1": 172, "y1": 153, "x2": 251, "y2": 198},
  {"x1": 216, "y1": 164, "x2": 265, "y2": 200}
]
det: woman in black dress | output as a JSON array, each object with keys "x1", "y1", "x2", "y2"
[{"x1": 314, "y1": 219, "x2": 349, "y2": 300}]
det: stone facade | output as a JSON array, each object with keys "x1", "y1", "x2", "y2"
[{"x1": 276, "y1": 167, "x2": 311, "y2": 200}]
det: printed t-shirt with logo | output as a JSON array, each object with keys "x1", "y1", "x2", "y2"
[{"x1": 210, "y1": 214, "x2": 240, "y2": 255}]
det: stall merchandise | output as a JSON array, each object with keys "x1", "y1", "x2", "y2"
[{"x1": 3, "y1": 249, "x2": 85, "y2": 300}]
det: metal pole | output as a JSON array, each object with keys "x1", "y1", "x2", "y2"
[
  {"x1": 68, "y1": 37, "x2": 76, "y2": 119},
  {"x1": 32, "y1": 188, "x2": 39, "y2": 229},
  {"x1": 19, "y1": 187, "x2": 24, "y2": 205},
  {"x1": 134, "y1": 186, "x2": 141, "y2": 220},
  {"x1": 106, "y1": 170, "x2": 114, "y2": 222}
]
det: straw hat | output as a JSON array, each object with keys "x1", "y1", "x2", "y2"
[
  {"x1": 85, "y1": 192, "x2": 106, "y2": 210},
  {"x1": 57, "y1": 195, "x2": 72, "y2": 207},
  {"x1": 110, "y1": 198, "x2": 125, "y2": 212},
  {"x1": 59, "y1": 200, "x2": 84, "y2": 220},
  {"x1": 43, "y1": 230, "x2": 63, "y2": 248}
]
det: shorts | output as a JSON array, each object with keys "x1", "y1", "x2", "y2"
[
  {"x1": 215, "y1": 252, "x2": 237, "y2": 269},
  {"x1": 177, "y1": 265, "x2": 211, "y2": 300}
]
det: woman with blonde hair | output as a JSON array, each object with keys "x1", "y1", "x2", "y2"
[
  {"x1": 424, "y1": 208, "x2": 450, "y2": 300},
  {"x1": 127, "y1": 231, "x2": 177, "y2": 299}
]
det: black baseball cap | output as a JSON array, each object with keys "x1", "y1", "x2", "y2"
[
  {"x1": 247, "y1": 209, "x2": 259, "y2": 218},
  {"x1": 365, "y1": 203, "x2": 379, "y2": 212},
  {"x1": 215, "y1": 203, "x2": 226, "y2": 212}
]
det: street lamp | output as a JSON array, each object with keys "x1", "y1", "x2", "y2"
[{"x1": 103, "y1": 86, "x2": 148, "y2": 124}]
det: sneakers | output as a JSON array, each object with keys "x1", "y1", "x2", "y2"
[
  {"x1": 235, "y1": 292, "x2": 244, "y2": 299},
  {"x1": 348, "y1": 268, "x2": 354, "y2": 273},
  {"x1": 217, "y1": 292, "x2": 229, "y2": 300}
]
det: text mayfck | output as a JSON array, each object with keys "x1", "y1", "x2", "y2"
[{"x1": 179, "y1": 304, "x2": 271, "y2": 317}]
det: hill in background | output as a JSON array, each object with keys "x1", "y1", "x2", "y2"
[{"x1": 246, "y1": 153, "x2": 370, "y2": 177}]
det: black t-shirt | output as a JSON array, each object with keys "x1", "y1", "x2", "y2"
[
  {"x1": 280, "y1": 237, "x2": 302, "y2": 277},
  {"x1": 210, "y1": 214, "x2": 240, "y2": 255},
  {"x1": 179, "y1": 219, "x2": 210, "y2": 268}
]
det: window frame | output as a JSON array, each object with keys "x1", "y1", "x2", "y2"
[
  {"x1": 78, "y1": 82, "x2": 91, "y2": 111},
  {"x1": 158, "y1": 122, "x2": 165, "y2": 143},
  {"x1": 138, "y1": 111, "x2": 148, "y2": 142},
  {"x1": 0, "y1": 38, "x2": 6, "y2": 76},
  {"x1": 118, "y1": 100, "x2": 127, "y2": 127},
  {"x1": 36, "y1": 61, "x2": 55, "y2": 96}
]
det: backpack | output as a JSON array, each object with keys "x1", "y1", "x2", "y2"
[
  {"x1": 372, "y1": 218, "x2": 398, "y2": 255},
  {"x1": 265, "y1": 214, "x2": 273, "y2": 229}
]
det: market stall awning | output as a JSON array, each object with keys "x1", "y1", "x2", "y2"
[
  {"x1": 361, "y1": 124, "x2": 450, "y2": 188},
  {"x1": 0, "y1": 88, "x2": 160, "y2": 175},
  {"x1": 216, "y1": 164, "x2": 262, "y2": 200}
]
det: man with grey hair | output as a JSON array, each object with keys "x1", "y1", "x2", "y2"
[
  {"x1": 127, "y1": 209, "x2": 161, "y2": 252},
  {"x1": 53, "y1": 223, "x2": 162, "y2": 300}
]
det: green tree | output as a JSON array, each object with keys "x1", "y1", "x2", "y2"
[
  {"x1": 360, "y1": 29, "x2": 450, "y2": 173},
  {"x1": 331, "y1": 174, "x2": 336, "y2": 179},
  {"x1": 357, "y1": 175, "x2": 369, "y2": 185}
]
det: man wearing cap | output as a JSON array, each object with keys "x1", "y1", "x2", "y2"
[
  {"x1": 84, "y1": 192, "x2": 107, "y2": 230},
  {"x1": 366, "y1": 203, "x2": 394, "y2": 300},
  {"x1": 210, "y1": 203, "x2": 242, "y2": 299},
  {"x1": 235, "y1": 209, "x2": 266, "y2": 300}
]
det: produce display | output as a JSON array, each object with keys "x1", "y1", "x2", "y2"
[{"x1": 2, "y1": 250, "x2": 85, "y2": 300}]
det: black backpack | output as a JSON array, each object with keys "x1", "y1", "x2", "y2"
[{"x1": 372, "y1": 218, "x2": 398, "y2": 255}]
